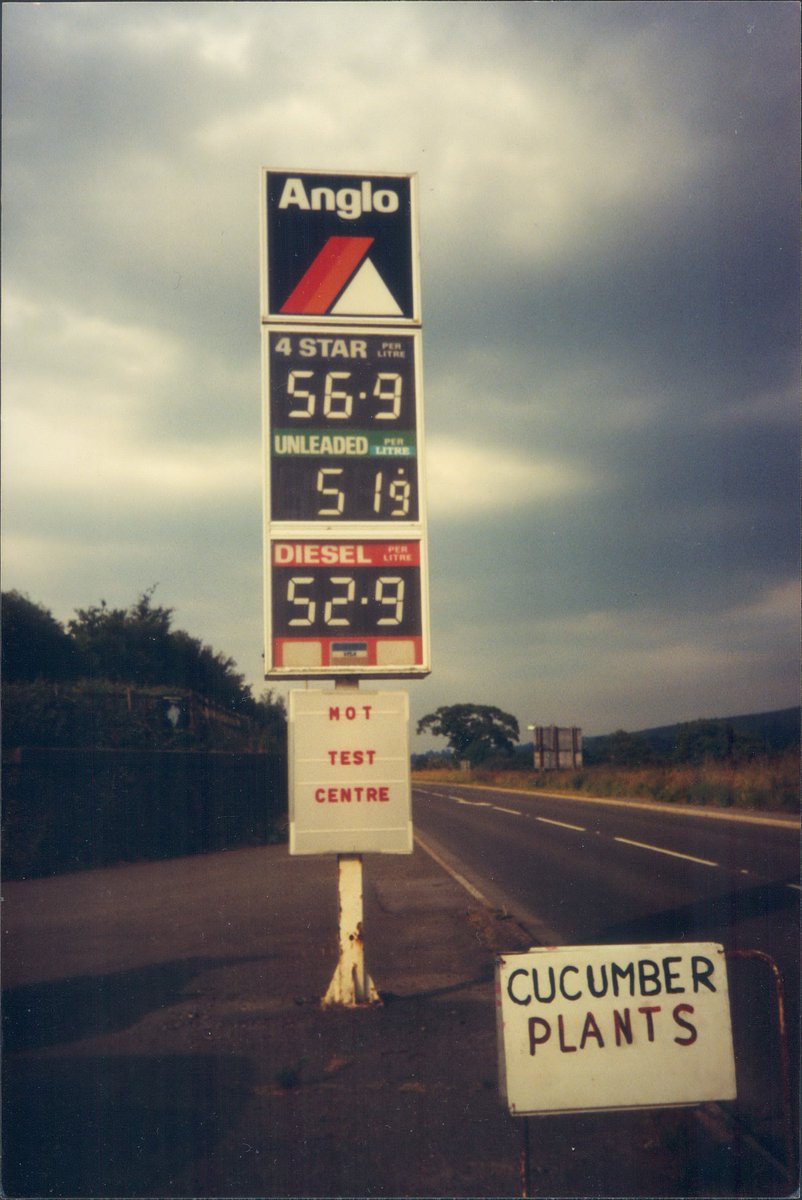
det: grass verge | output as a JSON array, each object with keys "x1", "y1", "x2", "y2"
[{"x1": 413, "y1": 750, "x2": 800, "y2": 815}]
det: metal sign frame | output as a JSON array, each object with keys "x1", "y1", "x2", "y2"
[
  {"x1": 263, "y1": 324, "x2": 427, "y2": 526},
  {"x1": 263, "y1": 532, "x2": 431, "y2": 678}
]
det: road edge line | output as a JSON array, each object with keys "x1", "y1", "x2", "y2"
[
  {"x1": 414, "y1": 831, "x2": 490, "y2": 905},
  {"x1": 414, "y1": 781, "x2": 799, "y2": 828}
]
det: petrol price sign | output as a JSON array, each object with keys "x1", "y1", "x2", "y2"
[
  {"x1": 265, "y1": 327, "x2": 423, "y2": 523},
  {"x1": 267, "y1": 539, "x2": 428, "y2": 675},
  {"x1": 261, "y1": 167, "x2": 429, "y2": 680}
]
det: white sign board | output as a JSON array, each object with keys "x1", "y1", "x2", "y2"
[
  {"x1": 496, "y1": 943, "x2": 736, "y2": 1115},
  {"x1": 289, "y1": 689, "x2": 412, "y2": 855}
]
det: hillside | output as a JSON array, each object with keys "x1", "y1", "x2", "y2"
[{"x1": 582, "y1": 707, "x2": 799, "y2": 762}]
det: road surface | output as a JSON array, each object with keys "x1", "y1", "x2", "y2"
[{"x1": 412, "y1": 781, "x2": 800, "y2": 1170}]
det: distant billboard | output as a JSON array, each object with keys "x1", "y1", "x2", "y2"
[{"x1": 531, "y1": 725, "x2": 583, "y2": 770}]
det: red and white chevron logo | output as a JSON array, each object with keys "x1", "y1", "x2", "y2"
[{"x1": 280, "y1": 236, "x2": 402, "y2": 317}]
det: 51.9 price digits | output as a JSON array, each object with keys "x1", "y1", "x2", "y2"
[{"x1": 270, "y1": 459, "x2": 418, "y2": 522}]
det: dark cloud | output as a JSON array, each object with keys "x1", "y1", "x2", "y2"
[{"x1": 2, "y1": 1, "x2": 798, "y2": 735}]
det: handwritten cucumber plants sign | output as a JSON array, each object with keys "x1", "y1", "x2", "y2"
[{"x1": 495, "y1": 943, "x2": 736, "y2": 1115}]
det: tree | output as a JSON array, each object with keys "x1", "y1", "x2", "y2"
[
  {"x1": 606, "y1": 729, "x2": 654, "y2": 766},
  {"x1": 417, "y1": 703, "x2": 519, "y2": 764},
  {"x1": 66, "y1": 586, "x2": 251, "y2": 710},
  {"x1": 3, "y1": 587, "x2": 288, "y2": 752},
  {"x1": 673, "y1": 719, "x2": 734, "y2": 764},
  {"x1": 68, "y1": 587, "x2": 173, "y2": 686},
  {"x1": 1, "y1": 591, "x2": 82, "y2": 682}
]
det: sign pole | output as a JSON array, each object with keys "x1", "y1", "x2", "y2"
[
  {"x1": 322, "y1": 852, "x2": 381, "y2": 1008},
  {"x1": 322, "y1": 680, "x2": 381, "y2": 1008},
  {"x1": 520, "y1": 1116, "x2": 531, "y2": 1198},
  {"x1": 261, "y1": 169, "x2": 424, "y2": 1005}
]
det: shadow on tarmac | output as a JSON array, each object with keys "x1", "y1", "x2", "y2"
[
  {"x1": 3, "y1": 1053, "x2": 252, "y2": 1197},
  {"x1": 2, "y1": 954, "x2": 268, "y2": 1051},
  {"x1": 593, "y1": 879, "x2": 799, "y2": 945}
]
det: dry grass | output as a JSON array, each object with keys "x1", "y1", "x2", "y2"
[{"x1": 412, "y1": 749, "x2": 800, "y2": 814}]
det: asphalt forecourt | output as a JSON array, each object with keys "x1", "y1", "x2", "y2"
[{"x1": 3, "y1": 839, "x2": 791, "y2": 1197}]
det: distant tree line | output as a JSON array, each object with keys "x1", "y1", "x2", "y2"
[
  {"x1": 2, "y1": 589, "x2": 285, "y2": 752},
  {"x1": 411, "y1": 698, "x2": 796, "y2": 770},
  {"x1": 583, "y1": 716, "x2": 797, "y2": 766}
]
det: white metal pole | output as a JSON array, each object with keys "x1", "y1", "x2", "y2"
[
  {"x1": 322, "y1": 852, "x2": 381, "y2": 1007},
  {"x1": 322, "y1": 680, "x2": 381, "y2": 1008}
]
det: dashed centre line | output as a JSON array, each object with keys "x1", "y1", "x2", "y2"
[
  {"x1": 417, "y1": 788, "x2": 789, "y2": 880},
  {"x1": 537, "y1": 816, "x2": 586, "y2": 832},
  {"x1": 614, "y1": 836, "x2": 718, "y2": 868}
]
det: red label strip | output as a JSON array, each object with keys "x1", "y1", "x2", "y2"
[
  {"x1": 273, "y1": 542, "x2": 420, "y2": 567},
  {"x1": 280, "y1": 236, "x2": 374, "y2": 314}
]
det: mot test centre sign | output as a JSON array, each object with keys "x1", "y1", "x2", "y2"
[
  {"x1": 496, "y1": 943, "x2": 737, "y2": 1115},
  {"x1": 289, "y1": 690, "x2": 412, "y2": 855}
]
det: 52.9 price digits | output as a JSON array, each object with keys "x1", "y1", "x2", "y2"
[
  {"x1": 288, "y1": 574, "x2": 404, "y2": 625},
  {"x1": 272, "y1": 567, "x2": 421, "y2": 638}
]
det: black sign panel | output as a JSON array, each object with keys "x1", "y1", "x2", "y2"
[
  {"x1": 267, "y1": 327, "x2": 421, "y2": 523},
  {"x1": 263, "y1": 169, "x2": 419, "y2": 323},
  {"x1": 272, "y1": 564, "x2": 423, "y2": 640}
]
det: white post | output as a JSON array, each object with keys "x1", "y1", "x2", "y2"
[
  {"x1": 322, "y1": 680, "x2": 381, "y2": 1008},
  {"x1": 322, "y1": 852, "x2": 381, "y2": 1007}
]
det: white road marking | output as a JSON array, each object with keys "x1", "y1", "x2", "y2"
[
  {"x1": 414, "y1": 833, "x2": 490, "y2": 904},
  {"x1": 537, "y1": 817, "x2": 586, "y2": 832},
  {"x1": 453, "y1": 796, "x2": 491, "y2": 807},
  {"x1": 614, "y1": 836, "x2": 718, "y2": 867},
  {"x1": 494, "y1": 806, "x2": 522, "y2": 816},
  {"x1": 413, "y1": 779, "x2": 798, "y2": 828},
  {"x1": 786, "y1": 883, "x2": 801, "y2": 891}
]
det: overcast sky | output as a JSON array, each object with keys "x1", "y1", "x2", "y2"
[{"x1": 3, "y1": 1, "x2": 799, "y2": 746}]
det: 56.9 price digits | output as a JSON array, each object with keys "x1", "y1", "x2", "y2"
[{"x1": 286, "y1": 370, "x2": 403, "y2": 421}]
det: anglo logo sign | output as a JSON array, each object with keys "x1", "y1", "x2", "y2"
[{"x1": 262, "y1": 169, "x2": 420, "y2": 324}]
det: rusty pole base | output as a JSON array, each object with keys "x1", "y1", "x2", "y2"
[{"x1": 322, "y1": 853, "x2": 382, "y2": 1008}]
